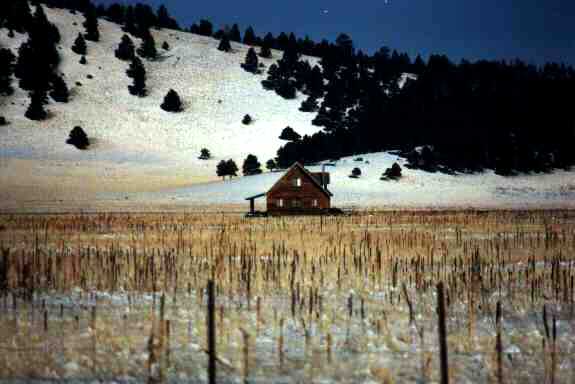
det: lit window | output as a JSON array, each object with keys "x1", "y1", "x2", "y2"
[
  {"x1": 313, "y1": 199, "x2": 318, "y2": 207},
  {"x1": 293, "y1": 178, "x2": 302, "y2": 187},
  {"x1": 277, "y1": 199, "x2": 283, "y2": 207}
]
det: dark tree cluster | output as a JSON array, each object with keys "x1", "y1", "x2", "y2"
[
  {"x1": 272, "y1": 35, "x2": 575, "y2": 175},
  {"x1": 9, "y1": 2, "x2": 64, "y2": 120},
  {"x1": 216, "y1": 159, "x2": 239, "y2": 179}
]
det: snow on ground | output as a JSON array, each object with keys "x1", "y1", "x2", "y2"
[
  {"x1": 0, "y1": 6, "x2": 321, "y2": 208},
  {"x1": 101, "y1": 151, "x2": 575, "y2": 210}
]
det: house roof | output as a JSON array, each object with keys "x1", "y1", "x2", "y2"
[{"x1": 267, "y1": 162, "x2": 333, "y2": 198}]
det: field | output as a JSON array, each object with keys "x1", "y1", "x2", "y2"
[{"x1": 0, "y1": 210, "x2": 574, "y2": 383}]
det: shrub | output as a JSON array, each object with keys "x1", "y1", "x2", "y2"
[
  {"x1": 242, "y1": 114, "x2": 252, "y2": 125},
  {"x1": 162, "y1": 41, "x2": 170, "y2": 50},
  {"x1": 349, "y1": 167, "x2": 361, "y2": 178},
  {"x1": 79, "y1": 55, "x2": 87, "y2": 65},
  {"x1": 160, "y1": 89, "x2": 183, "y2": 112},
  {"x1": 381, "y1": 162, "x2": 402, "y2": 180},
  {"x1": 198, "y1": 148, "x2": 211, "y2": 160},
  {"x1": 66, "y1": 126, "x2": 90, "y2": 149}
]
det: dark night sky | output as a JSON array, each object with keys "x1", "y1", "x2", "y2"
[{"x1": 95, "y1": 0, "x2": 575, "y2": 65}]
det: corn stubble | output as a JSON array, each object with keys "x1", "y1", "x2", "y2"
[{"x1": 0, "y1": 210, "x2": 574, "y2": 382}]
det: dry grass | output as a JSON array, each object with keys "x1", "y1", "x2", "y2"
[{"x1": 0, "y1": 210, "x2": 574, "y2": 382}]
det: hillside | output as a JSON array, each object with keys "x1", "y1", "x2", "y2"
[
  {"x1": 1, "y1": 5, "x2": 575, "y2": 213},
  {"x1": 0, "y1": 6, "x2": 321, "y2": 207}
]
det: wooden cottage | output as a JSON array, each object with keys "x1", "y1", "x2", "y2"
[{"x1": 245, "y1": 162, "x2": 333, "y2": 216}]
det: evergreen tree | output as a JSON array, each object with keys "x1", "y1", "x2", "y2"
[
  {"x1": 71, "y1": 33, "x2": 87, "y2": 55},
  {"x1": 122, "y1": 6, "x2": 138, "y2": 36},
  {"x1": 199, "y1": 148, "x2": 211, "y2": 160},
  {"x1": 162, "y1": 41, "x2": 170, "y2": 50},
  {"x1": 381, "y1": 163, "x2": 402, "y2": 180},
  {"x1": 229, "y1": 24, "x2": 241, "y2": 42},
  {"x1": 5, "y1": 0, "x2": 32, "y2": 33},
  {"x1": 242, "y1": 114, "x2": 252, "y2": 125},
  {"x1": 216, "y1": 160, "x2": 228, "y2": 179},
  {"x1": 25, "y1": 89, "x2": 48, "y2": 120},
  {"x1": 79, "y1": 55, "x2": 87, "y2": 65},
  {"x1": 0, "y1": 48, "x2": 15, "y2": 96},
  {"x1": 279, "y1": 126, "x2": 301, "y2": 141},
  {"x1": 275, "y1": 79, "x2": 296, "y2": 99},
  {"x1": 0, "y1": 116, "x2": 7, "y2": 126},
  {"x1": 160, "y1": 89, "x2": 183, "y2": 112},
  {"x1": 243, "y1": 26, "x2": 256, "y2": 45},
  {"x1": 266, "y1": 159, "x2": 277, "y2": 171},
  {"x1": 66, "y1": 126, "x2": 90, "y2": 149},
  {"x1": 241, "y1": 48, "x2": 259, "y2": 74},
  {"x1": 299, "y1": 95, "x2": 318, "y2": 112},
  {"x1": 83, "y1": 5, "x2": 99, "y2": 42},
  {"x1": 259, "y1": 44, "x2": 272, "y2": 59},
  {"x1": 217, "y1": 35, "x2": 231, "y2": 52},
  {"x1": 115, "y1": 34, "x2": 135, "y2": 61},
  {"x1": 242, "y1": 154, "x2": 262, "y2": 175},
  {"x1": 137, "y1": 30, "x2": 157, "y2": 60},
  {"x1": 49, "y1": 73, "x2": 69, "y2": 102},
  {"x1": 156, "y1": 4, "x2": 179, "y2": 30},
  {"x1": 198, "y1": 19, "x2": 213, "y2": 36},
  {"x1": 126, "y1": 57, "x2": 147, "y2": 96}
]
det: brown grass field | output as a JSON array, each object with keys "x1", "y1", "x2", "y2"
[{"x1": 0, "y1": 210, "x2": 574, "y2": 383}]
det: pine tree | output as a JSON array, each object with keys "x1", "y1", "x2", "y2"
[
  {"x1": 217, "y1": 35, "x2": 231, "y2": 52},
  {"x1": 71, "y1": 33, "x2": 87, "y2": 55},
  {"x1": 243, "y1": 154, "x2": 262, "y2": 176},
  {"x1": 49, "y1": 74, "x2": 69, "y2": 103},
  {"x1": 83, "y1": 5, "x2": 99, "y2": 42},
  {"x1": 79, "y1": 55, "x2": 87, "y2": 65},
  {"x1": 5, "y1": 0, "x2": 32, "y2": 33},
  {"x1": 243, "y1": 26, "x2": 256, "y2": 45},
  {"x1": 299, "y1": 95, "x2": 318, "y2": 112},
  {"x1": 66, "y1": 126, "x2": 90, "y2": 149},
  {"x1": 259, "y1": 44, "x2": 271, "y2": 59},
  {"x1": 160, "y1": 89, "x2": 183, "y2": 112},
  {"x1": 0, "y1": 48, "x2": 15, "y2": 96},
  {"x1": 137, "y1": 30, "x2": 157, "y2": 60},
  {"x1": 156, "y1": 4, "x2": 179, "y2": 29},
  {"x1": 241, "y1": 48, "x2": 259, "y2": 74},
  {"x1": 216, "y1": 160, "x2": 228, "y2": 179},
  {"x1": 115, "y1": 34, "x2": 135, "y2": 61},
  {"x1": 162, "y1": 41, "x2": 170, "y2": 51},
  {"x1": 126, "y1": 57, "x2": 147, "y2": 96},
  {"x1": 279, "y1": 126, "x2": 301, "y2": 141},
  {"x1": 229, "y1": 24, "x2": 241, "y2": 42},
  {"x1": 198, "y1": 19, "x2": 213, "y2": 36},
  {"x1": 25, "y1": 89, "x2": 48, "y2": 121}
]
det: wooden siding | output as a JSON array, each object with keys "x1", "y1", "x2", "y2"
[{"x1": 266, "y1": 166, "x2": 330, "y2": 214}]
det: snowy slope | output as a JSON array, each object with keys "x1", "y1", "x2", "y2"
[
  {"x1": 0, "y1": 6, "x2": 321, "y2": 173},
  {"x1": 101, "y1": 151, "x2": 575, "y2": 210}
]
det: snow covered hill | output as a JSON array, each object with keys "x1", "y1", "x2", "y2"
[
  {"x1": 100, "y1": 152, "x2": 575, "y2": 211},
  {"x1": 0, "y1": 6, "x2": 322, "y2": 208},
  {"x1": 1, "y1": 6, "x2": 574, "y2": 212}
]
